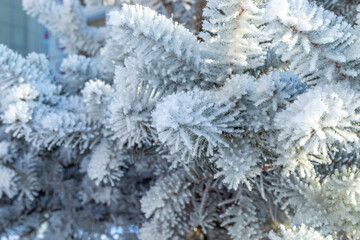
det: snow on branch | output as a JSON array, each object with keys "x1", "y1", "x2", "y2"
[
  {"x1": 264, "y1": 0, "x2": 360, "y2": 83},
  {"x1": 273, "y1": 81, "x2": 360, "y2": 174},
  {"x1": 105, "y1": 4, "x2": 209, "y2": 81},
  {"x1": 269, "y1": 224, "x2": 333, "y2": 240},
  {"x1": 200, "y1": 0, "x2": 268, "y2": 79},
  {"x1": 152, "y1": 74, "x2": 254, "y2": 163}
]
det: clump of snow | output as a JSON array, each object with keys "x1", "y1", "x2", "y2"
[
  {"x1": 82, "y1": 79, "x2": 113, "y2": 120},
  {"x1": 10, "y1": 83, "x2": 38, "y2": 102},
  {"x1": 152, "y1": 92, "x2": 198, "y2": 131},
  {"x1": 2, "y1": 102, "x2": 32, "y2": 124},
  {"x1": 0, "y1": 165, "x2": 17, "y2": 198},
  {"x1": 264, "y1": 0, "x2": 290, "y2": 22}
]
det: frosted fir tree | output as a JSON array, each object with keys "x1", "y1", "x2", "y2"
[{"x1": 2, "y1": 0, "x2": 360, "y2": 239}]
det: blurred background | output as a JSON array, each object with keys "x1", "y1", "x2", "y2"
[
  {"x1": 0, "y1": 0, "x2": 65, "y2": 70},
  {"x1": 0, "y1": 0, "x2": 109, "y2": 69},
  {"x1": 0, "y1": 0, "x2": 45, "y2": 56}
]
